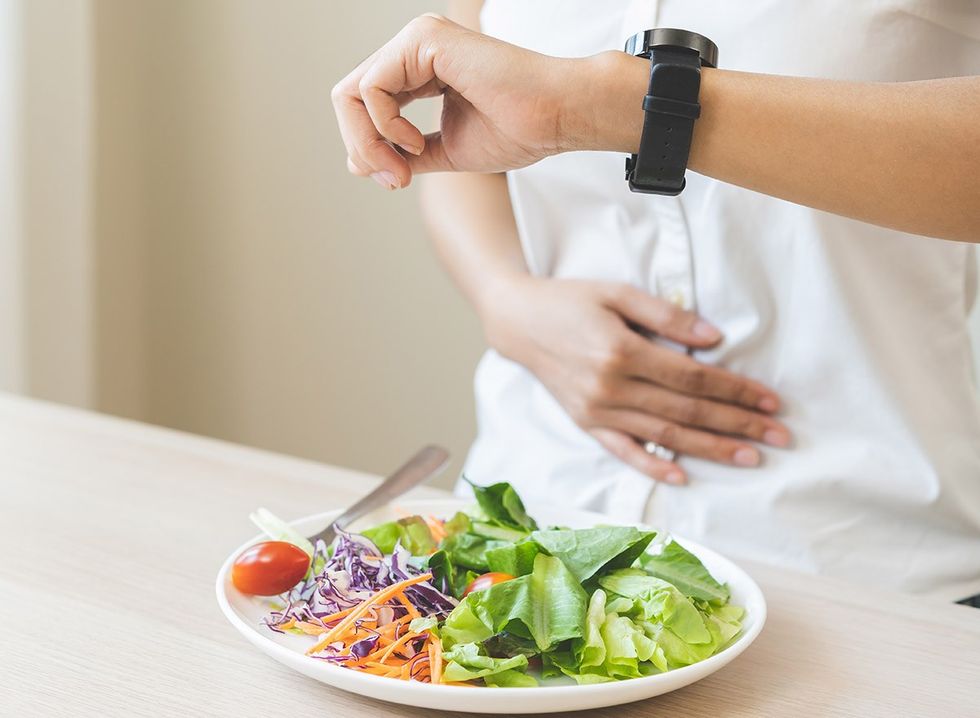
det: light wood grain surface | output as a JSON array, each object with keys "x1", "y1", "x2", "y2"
[{"x1": 1, "y1": 394, "x2": 978, "y2": 717}]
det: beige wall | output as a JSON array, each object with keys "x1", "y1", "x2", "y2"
[
  {"x1": 12, "y1": 0, "x2": 486, "y2": 484},
  {"x1": 16, "y1": 0, "x2": 96, "y2": 406},
  {"x1": 119, "y1": 0, "x2": 485, "y2": 482},
  {"x1": 0, "y1": 0, "x2": 23, "y2": 392}
]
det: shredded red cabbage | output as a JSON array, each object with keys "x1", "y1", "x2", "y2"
[{"x1": 263, "y1": 530, "x2": 456, "y2": 665}]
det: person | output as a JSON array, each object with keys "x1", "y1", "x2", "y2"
[{"x1": 332, "y1": 1, "x2": 980, "y2": 601}]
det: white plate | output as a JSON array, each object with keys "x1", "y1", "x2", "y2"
[{"x1": 216, "y1": 499, "x2": 766, "y2": 714}]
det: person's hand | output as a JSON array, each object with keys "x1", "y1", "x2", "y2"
[
  {"x1": 331, "y1": 14, "x2": 615, "y2": 189},
  {"x1": 480, "y1": 276, "x2": 791, "y2": 484}
]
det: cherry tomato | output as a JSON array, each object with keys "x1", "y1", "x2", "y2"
[
  {"x1": 463, "y1": 572, "x2": 515, "y2": 597},
  {"x1": 232, "y1": 541, "x2": 311, "y2": 596}
]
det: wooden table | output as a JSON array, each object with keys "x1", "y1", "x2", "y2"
[{"x1": 1, "y1": 394, "x2": 978, "y2": 717}]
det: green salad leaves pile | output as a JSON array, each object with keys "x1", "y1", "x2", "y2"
[{"x1": 404, "y1": 481, "x2": 744, "y2": 686}]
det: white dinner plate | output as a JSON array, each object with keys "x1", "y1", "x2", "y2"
[{"x1": 216, "y1": 498, "x2": 766, "y2": 714}]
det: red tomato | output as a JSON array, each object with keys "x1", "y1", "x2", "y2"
[
  {"x1": 463, "y1": 572, "x2": 515, "y2": 597},
  {"x1": 232, "y1": 541, "x2": 311, "y2": 596}
]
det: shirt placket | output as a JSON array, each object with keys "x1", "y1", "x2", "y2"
[
  {"x1": 607, "y1": 0, "x2": 698, "y2": 524},
  {"x1": 652, "y1": 198, "x2": 697, "y2": 312}
]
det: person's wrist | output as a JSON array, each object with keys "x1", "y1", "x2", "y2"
[{"x1": 557, "y1": 52, "x2": 648, "y2": 154}]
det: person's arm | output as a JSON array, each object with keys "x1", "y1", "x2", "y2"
[
  {"x1": 416, "y1": 5, "x2": 789, "y2": 484},
  {"x1": 333, "y1": 16, "x2": 980, "y2": 242},
  {"x1": 591, "y1": 56, "x2": 980, "y2": 243}
]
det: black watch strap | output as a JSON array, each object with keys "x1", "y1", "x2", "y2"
[{"x1": 626, "y1": 46, "x2": 703, "y2": 195}]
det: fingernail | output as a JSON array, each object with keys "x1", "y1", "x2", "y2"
[
  {"x1": 763, "y1": 429, "x2": 791, "y2": 448},
  {"x1": 693, "y1": 320, "x2": 722, "y2": 341},
  {"x1": 758, "y1": 396, "x2": 779, "y2": 413},
  {"x1": 399, "y1": 143, "x2": 423, "y2": 156},
  {"x1": 665, "y1": 470, "x2": 686, "y2": 485},
  {"x1": 733, "y1": 447, "x2": 760, "y2": 467},
  {"x1": 370, "y1": 171, "x2": 399, "y2": 189}
]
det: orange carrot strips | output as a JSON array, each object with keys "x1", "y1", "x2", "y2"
[
  {"x1": 429, "y1": 637, "x2": 443, "y2": 685},
  {"x1": 374, "y1": 631, "x2": 423, "y2": 664},
  {"x1": 305, "y1": 573, "x2": 432, "y2": 655},
  {"x1": 395, "y1": 592, "x2": 421, "y2": 619}
]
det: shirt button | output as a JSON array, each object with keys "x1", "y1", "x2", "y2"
[{"x1": 669, "y1": 290, "x2": 686, "y2": 307}]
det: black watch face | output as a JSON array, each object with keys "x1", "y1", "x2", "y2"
[{"x1": 625, "y1": 28, "x2": 718, "y2": 68}]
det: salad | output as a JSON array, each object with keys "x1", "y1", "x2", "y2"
[{"x1": 231, "y1": 482, "x2": 744, "y2": 687}]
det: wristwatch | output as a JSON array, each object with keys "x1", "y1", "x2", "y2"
[{"x1": 624, "y1": 29, "x2": 718, "y2": 195}]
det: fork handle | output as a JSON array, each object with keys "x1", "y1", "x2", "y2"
[{"x1": 311, "y1": 445, "x2": 450, "y2": 543}]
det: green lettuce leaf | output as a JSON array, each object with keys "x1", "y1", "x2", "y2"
[
  {"x1": 467, "y1": 480, "x2": 538, "y2": 532},
  {"x1": 443, "y1": 511, "x2": 471, "y2": 538},
  {"x1": 599, "y1": 568, "x2": 743, "y2": 669},
  {"x1": 249, "y1": 508, "x2": 314, "y2": 556},
  {"x1": 599, "y1": 569, "x2": 712, "y2": 644},
  {"x1": 645, "y1": 623, "x2": 718, "y2": 668},
  {"x1": 439, "y1": 533, "x2": 509, "y2": 572},
  {"x1": 361, "y1": 515, "x2": 436, "y2": 555},
  {"x1": 409, "y1": 615, "x2": 438, "y2": 634},
  {"x1": 551, "y1": 589, "x2": 667, "y2": 683},
  {"x1": 425, "y1": 549, "x2": 455, "y2": 597},
  {"x1": 484, "y1": 669, "x2": 538, "y2": 687},
  {"x1": 530, "y1": 526, "x2": 657, "y2": 583},
  {"x1": 470, "y1": 521, "x2": 530, "y2": 542},
  {"x1": 485, "y1": 541, "x2": 541, "y2": 577},
  {"x1": 577, "y1": 588, "x2": 608, "y2": 671},
  {"x1": 454, "y1": 569, "x2": 480, "y2": 598},
  {"x1": 703, "y1": 603, "x2": 745, "y2": 647},
  {"x1": 640, "y1": 540, "x2": 730, "y2": 603},
  {"x1": 441, "y1": 642, "x2": 531, "y2": 683},
  {"x1": 441, "y1": 554, "x2": 587, "y2": 651}
]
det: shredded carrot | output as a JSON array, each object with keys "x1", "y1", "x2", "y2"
[
  {"x1": 374, "y1": 631, "x2": 422, "y2": 664},
  {"x1": 278, "y1": 618, "x2": 297, "y2": 630},
  {"x1": 295, "y1": 621, "x2": 326, "y2": 635},
  {"x1": 401, "y1": 661, "x2": 413, "y2": 680},
  {"x1": 312, "y1": 605, "x2": 357, "y2": 627},
  {"x1": 376, "y1": 614, "x2": 414, "y2": 636},
  {"x1": 295, "y1": 571, "x2": 443, "y2": 683},
  {"x1": 305, "y1": 573, "x2": 432, "y2": 655},
  {"x1": 394, "y1": 592, "x2": 421, "y2": 619},
  {"x1": 429, "y1": 637, "x2": 443, "y2": 684},
  {"x1": 424, "y1": 515, "x2": 448, "y2": 543}
]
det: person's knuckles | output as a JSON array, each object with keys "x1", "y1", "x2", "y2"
[
  {"x1": 647, "y1": 297, "x2": 682, "y2": 331},
  {"x1": 593, "y1": 332, "x2": 634, "y2": 375},
  {"x1": 579, "y1": 374, "x2": 617, "y2": 416},
  {"x1": 676, "y1": 397, "x2": 711, "y2": 427},
  {"x1": 567, "y1": 394, "x2": 600, "y2": 428},
  {"x1": 676, "y1": 361, "x2": 710, "y2": 396},
  {"x1": 723, "y1": 375, "x2": 758, "y2": 406},
  {"x1": 646, "y1": 421, "x2": 682, "y2": 449},
  {"x1": 730, "y1": 412, "x2": 771, "y2": 440},
  {"x1": 713, "y1": 438, "x2": 750, "y2": 463}
]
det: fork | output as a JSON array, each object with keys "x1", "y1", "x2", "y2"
[{"x1": 305, "y1": 445, "x2": 450, "y2": 546}]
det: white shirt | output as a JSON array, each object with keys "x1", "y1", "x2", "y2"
[{"x1": 463, "y1": 0, "x2": 980, "y2": 599}]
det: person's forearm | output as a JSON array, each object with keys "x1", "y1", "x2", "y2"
[
  {"x1": 586, "y1": 53, "x2": 980, "y2": 242},
  {"x1": 418, "y1": 172, "x2": 528, "y2": 316}
]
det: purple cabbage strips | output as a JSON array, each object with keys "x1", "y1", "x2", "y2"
[
  {"x1": 264, "y1": 531, "x2": 457, "y2": 636},
  {"x1": 350, "y1": 635, "x2": 380, "y2": 659}
]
